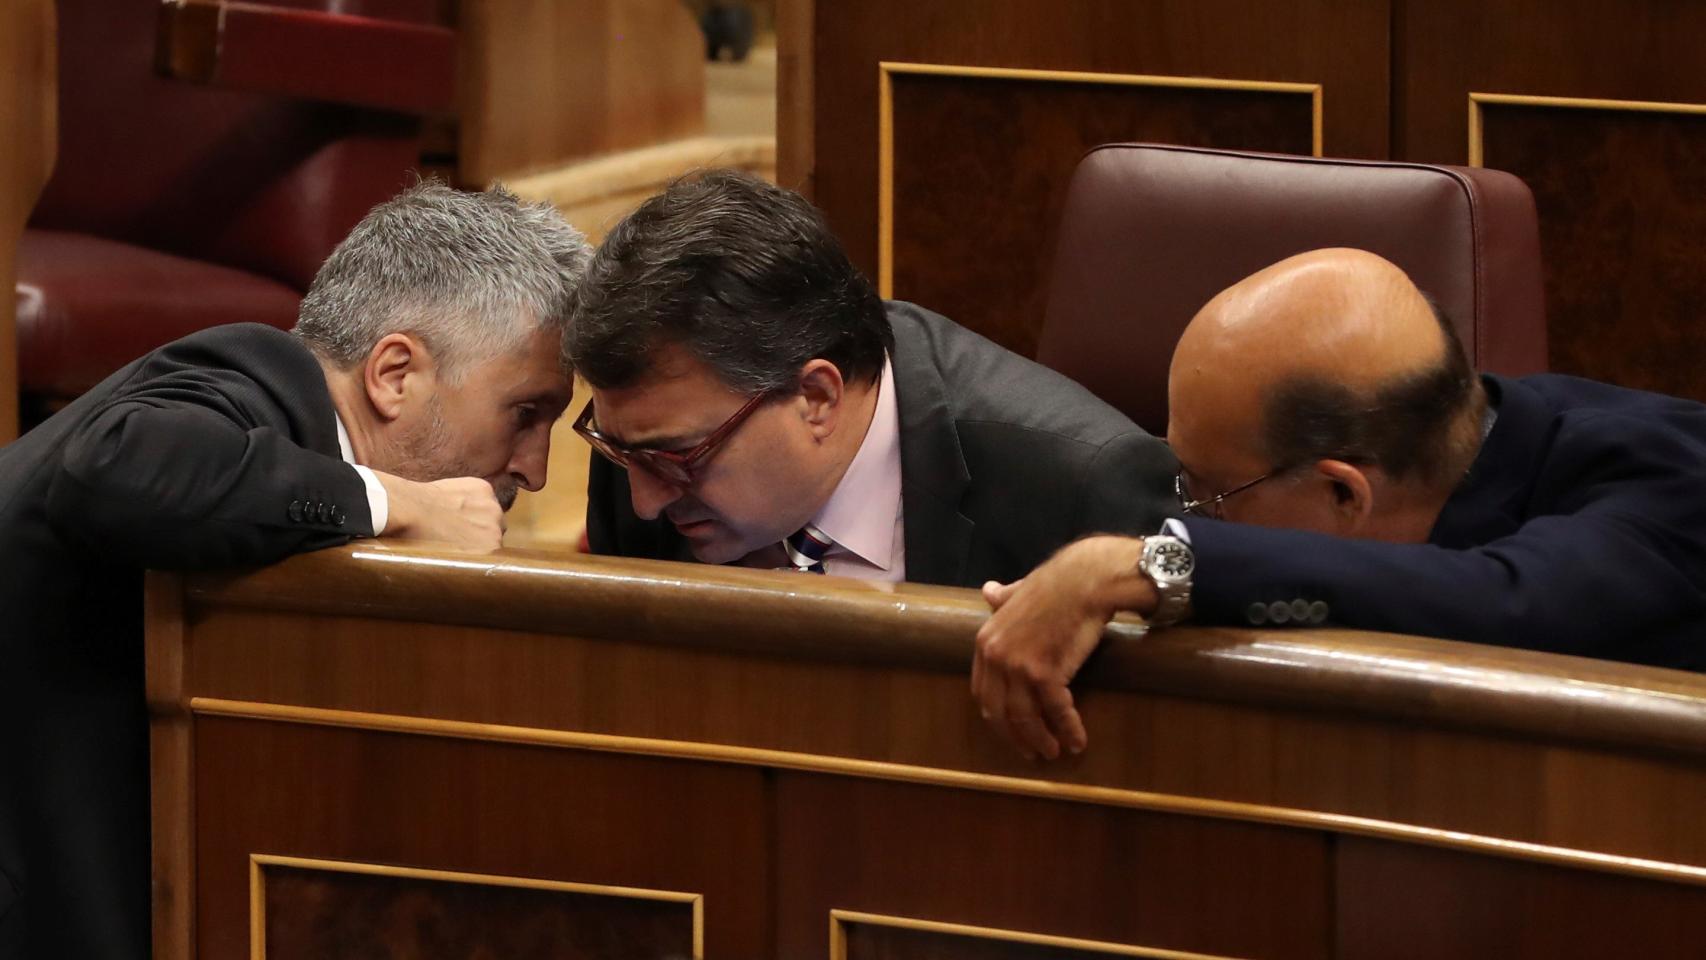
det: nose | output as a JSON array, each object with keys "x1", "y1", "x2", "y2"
[
  {"x1": 508, "y1": 425, "x2": 551, "y2": 493},
  {"x1": 626, "y1": 464, "x2": 684, "y2": 520}
]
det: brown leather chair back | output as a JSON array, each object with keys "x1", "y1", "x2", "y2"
[{"x1": 1037, "y1": 143, "x2": 1548, "y2": 434}]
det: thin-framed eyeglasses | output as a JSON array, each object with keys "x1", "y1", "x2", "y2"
[
  {"x1": 1174, "y1": 468, "x2": 1284, "y2": 519},
  {"x1": 573, "y1": 391, "x2": 771, "y2": 486}
]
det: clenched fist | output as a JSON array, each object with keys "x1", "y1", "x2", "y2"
[{"x1": 376, "y1": 474, "x2": 506, "y2": 552}]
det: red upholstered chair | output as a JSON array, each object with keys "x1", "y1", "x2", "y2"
[
  {"x1": 14, "y1": 0, "x2": 453, "y2": 417},
  {"x1": 1037, "y1": 143, "x2": 1548, "y2": 434}
]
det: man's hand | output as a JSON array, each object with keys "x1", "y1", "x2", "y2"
[
  {"x1": 973, "y1": 536, "x2": 1155, "y2": 761},
  {"x1": 376, "y1": 474, "x2": 506, "y2": 552}
]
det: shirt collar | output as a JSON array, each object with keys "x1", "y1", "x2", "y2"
[
  {"x1": 334, "y1": 413, "x2": 356, "y2": 465},
  {"x1": 810, "y1": 357, "x2": 903, "y2": 570}
]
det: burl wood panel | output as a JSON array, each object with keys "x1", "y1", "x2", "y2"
[
  {"x1": 775, "y1": 774, "x2": 1330, "y2": 960},
  {"x1": 840, "y1": 922, "x2": 1191, "y2": 960},
  {"x1": 888, "y1": 74, "x2": 1316, "y2": 357},
  {"x1": 262, "y1": 864, "x2": 694, "y2": 960},
  {"x1": 799, "y1": 0, "x2": 1391, "y2": 299},
  {"x1": 1478, "y1": 103, "x2": 1706, "y2": 400},
  {"x1": 194, "y1": 718, "x2": 766, "y2": 959},
  {"x1": 1334, "y1": 837, "x2": 1706, "y2": 959}
]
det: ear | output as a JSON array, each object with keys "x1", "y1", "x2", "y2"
[
  {"x1": 363, "y1": 333, "x2": 435, "y2": 423},
  {"x1": 1314, "y1": 459, "x2": 1376, "y2": 533},
  {"x1": 795, "y1": 359, "x2": 846, "y2": 440}
]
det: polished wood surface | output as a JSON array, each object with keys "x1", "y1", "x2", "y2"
[
  {"x1": 152, "y1": 544, "x2": 1706, "y2": 957},
  {"x1": 0, "y1": 0, "x2": 55, "y2": 442},
  {"x1": 456, "y1": 0, "x2": 706, "y2": 185}
]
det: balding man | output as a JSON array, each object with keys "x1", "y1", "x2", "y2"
[{"x1": 972, "y1": 248, "x2": 1706, "y2": 761}]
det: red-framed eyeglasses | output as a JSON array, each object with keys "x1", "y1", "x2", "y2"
[{"x1": 573, "y1": 391, "x2": 772, "y2": 486}]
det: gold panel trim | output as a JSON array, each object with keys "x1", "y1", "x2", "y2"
[
  {"x1": 1468, "y1": 91, "x2": 1706, "y2": 166},
  {"x1": 248, "y1": 853, "x2": 704, "y2": 960},
  {"x1": 877, "y1": 60, "x2": 1325, "y2": 297},
  {"x1": 196, "y1": 697, "x2": 1706, "y2": 889},
  {"x1": 830, "y1": 909, "x2": 1249, "y2": 960}
]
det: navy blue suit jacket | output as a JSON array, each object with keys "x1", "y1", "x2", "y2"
[{"x1": 1185, "y1": 374, "x2": 1706, "y2": 670}]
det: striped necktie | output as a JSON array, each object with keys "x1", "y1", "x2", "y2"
[{"x1": 782, "y1": 523, "x2": 832, "y2": 574}]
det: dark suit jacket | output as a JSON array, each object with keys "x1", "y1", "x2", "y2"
[
  {"x1": 1186, "y1": 374, "x2": 1706, "y2": 670},
  {"x1": 0, "y1": 324, "x2": 372, "y2": 959},
  {"x1": 588, "y1": 301, "x2": 1178, "y2": 587}
]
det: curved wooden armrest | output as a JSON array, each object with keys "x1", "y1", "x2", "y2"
[
  {"x1": 183, "y1": 542, "x2": 1706, "y2": 762},
  {"x1": 158, "y1": 0, "x2": 454, "y2": 114}
]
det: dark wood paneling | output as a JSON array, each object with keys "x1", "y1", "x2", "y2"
[
  {"x1": 842, "y1": 921, "x2": 1161, "y2": 960},
  {"x1": 888, "y1": 72, "x2": 1315, "y2": 356},
  {"x1": 803, "y1": 0, "x2": 1391, "y2": 287},
  {"x1": 1397, "y1": 0, "x2": 1706, "y2": 398},
  {"x1": 776, "y1": 774, "x2": 1331, "y2": 960},
  {"x1": 263, "y1": 863, "x2": 695, "y2": 960},
  {"x1": 1335, "y1": 837, "x2": 1706, "y2": 959},
  {"x1": 1478, "y1": 101, "x2": 1706, "y2": 400},
  {"x1": 154, "y1": 548, "x2": 1706, "y2": 959},
  {"x1": 1396, "y1": 0, "x2": 1706, "y2": 163},
  {"x1": 194, "y1": 717, "x2": 769, "y2": 959}
]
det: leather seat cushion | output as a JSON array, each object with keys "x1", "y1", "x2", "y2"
[{"x1": 16, "y1": 229, "x2": 303, "y2": 398}]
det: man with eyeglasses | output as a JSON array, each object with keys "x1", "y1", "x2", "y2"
[
  {"x1": 974, "y1": 247, "x2": 1706, "y2": 761},
  {"x1": 567, "y1": 169, "x2": 1176, "y2": 586}
]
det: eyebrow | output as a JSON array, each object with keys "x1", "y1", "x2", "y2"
[{"x1": 591, "y1": 416, "x2": 701, "y2": 452}]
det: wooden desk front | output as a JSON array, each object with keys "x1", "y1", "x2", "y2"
[{"x1": 148, "y1": 544, "x2": 1706, "y2": 959}]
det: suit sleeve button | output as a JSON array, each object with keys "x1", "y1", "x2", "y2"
[
  {"x1": 332, "y1": 506, "x2": 346, "y2": 527},
  {"x1": 1308, "y1": 601, "x2": 1330, "y2": 625},
  {"x1": 1290, "y1": 599, "x2": 1312, "y2": 622},
  {"x1": 1246, "y1": 602, "x2": 1268, "y2": 626},
  {"x1": 288, "y1": 500, "x2": 304, "y2": 523},
  {"x1": 1267, "y1": 600, "x2": 1292, "y2": 625}
]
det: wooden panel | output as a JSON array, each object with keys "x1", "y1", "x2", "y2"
[
  {"x1": 834, "y1": 911, "x2": 1249, "y2": 960},
  {"x1": 791, "y1": 0, "x2": 1390, "y2": 329},
  {"x1": 779, "y1": 774, "x2": 1329, "y2": 960},
  {"x1": 153, "y1": 546, "x2": 1706, "y2": 959},
  {"x1": 173, "y1": 545, "x2": 1706, "y2": 870},
  {"x1": 1398, "y1": 0, "x2": 1706, "y2": 397},
  {"x1": 0, "y1": 0, "x2": 55, "y2": 442},
  {"x1": 883, "y1": 65, "x2": 1317, "y2": 356},
  {"x1": 456, "y1": 0, "x2": 706, "y2": 184},
  {"x1": 259, "y1": 858, "x2": 697, "y2": 960},
  {"x1": 1335, "y1": 837, "x2": 1706, "y2": 959},
  {"x1": 1472, "y1": 95, "x2": 1706, "y2": 400},
  {"x1": 193, "y1": 717, "x2": 765, "y2": 959}
]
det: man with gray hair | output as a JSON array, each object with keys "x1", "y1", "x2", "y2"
[{"x1": 0, "y1": 180, "x2": 586, "y2": 958}]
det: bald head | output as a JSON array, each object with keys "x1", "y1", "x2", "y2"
[
  {"x1": 1168, "y1": 249, "x2": 1484, "y2": 541},
  {"x1": 1174, "y1": 248, "x2": 1449, "y2": 410}
]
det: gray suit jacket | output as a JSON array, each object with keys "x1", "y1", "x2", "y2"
[{"x1": 586, "y1": 301, "x2": 1177, "y2": 587}]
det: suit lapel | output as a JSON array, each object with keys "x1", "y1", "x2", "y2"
[{"x1": 889, "y1": 308, "x2": 975, "y2": 587}]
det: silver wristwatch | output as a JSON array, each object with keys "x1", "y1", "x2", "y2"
[{"x1": 1138, "y1": 535, "x2": 1195, "y2": 627}]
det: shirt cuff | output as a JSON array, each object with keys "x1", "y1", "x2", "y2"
[
  {"x1": 1162, "y1": 516, "x2": 1193, "y2": 544},
  {"x1": 350, "y1": 464, "x2": 389, "y2": 535}
]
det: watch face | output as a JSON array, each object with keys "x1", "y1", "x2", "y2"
[{"x1": 1150, "y1": 540, "x2": 1194, "y2": 580}]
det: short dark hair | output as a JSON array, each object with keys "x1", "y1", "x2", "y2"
[
  {"x1": 567, "y1": 169, "x2": 892, "y2": 392},
  {"x1": 1260, "y1": 300, "x2": 1480, "y2": 488}
]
